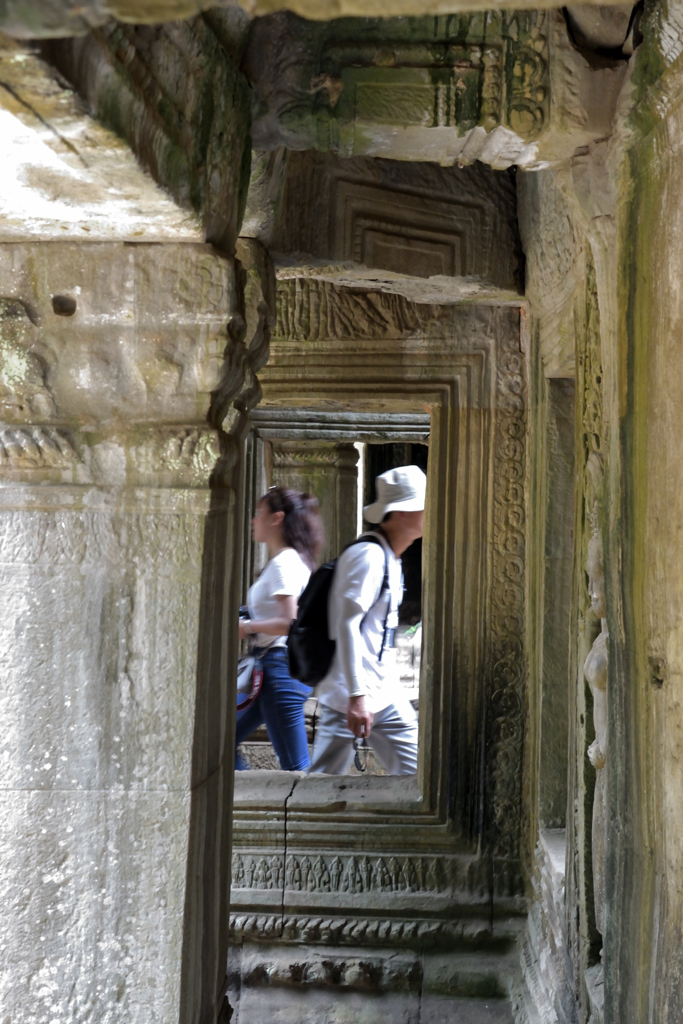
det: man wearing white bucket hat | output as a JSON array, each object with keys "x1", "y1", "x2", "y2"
[{"x1": 309, "y1": 465, "x2": 426, "y2": 775}]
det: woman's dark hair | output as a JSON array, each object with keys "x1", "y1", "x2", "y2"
[{"x1": 260, "y1": 486, "x2": 324, "y2": 571}]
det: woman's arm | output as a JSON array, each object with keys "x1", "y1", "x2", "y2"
[{"x1": 239, "y1": 593, "x2": 297, "y2": 640}]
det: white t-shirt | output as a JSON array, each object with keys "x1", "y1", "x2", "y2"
[
  {"x1": 247, "y1": 547, "x2": 311, "y2": 647},
  {"x1": 316, "y1": 532, "x2": 404, "y2": 714}
]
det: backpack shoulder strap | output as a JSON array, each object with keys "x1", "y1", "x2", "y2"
[
  {"x1": 344, "y1": 533, "x2": 389, "y2": 589},
  {"x1": 344, "y1": 533, "x2": 392, "y2": 662}
]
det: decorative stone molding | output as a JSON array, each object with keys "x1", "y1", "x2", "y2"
[
  {"x1": 232, "y1": 272, "x2": 528, "y2": 957},
  {"x1": 230, "y1": 911, "x2": 497, "y2": 948},
  {"x1": 488, "y1": 323, "x2": 528, "y2": 866},
  {"x1": 246, "y1": 11, "x2": 550, "y2": 168},
  {"x1": 250, "y1": 408, "x2": 431, "y2": 443},
  {"x1": 0, "y1": 426, "x2": 78, "y2": 469},
  {"x1": 270, "y1": 444, "x2": 356, "y2": 469},
  {"x1": 265, "y1": 276, "x2": 528, "y2": 858},
  {"x1": 233, "y1": 852, "x2": 448, "y2": 894},
  {"x1": 227, "y1": 938, "x2": 522, "y2": 1021},
  {"x1": 232, "y1": 946, "x2": 423, "y2": 992}
]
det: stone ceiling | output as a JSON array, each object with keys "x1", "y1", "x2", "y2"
[
  {"x1": 0, "y1": 33, "x2": 203, "y2": 241},
  {"x1": 1, "y1": 0, "x2": 639, "y2": 38}
]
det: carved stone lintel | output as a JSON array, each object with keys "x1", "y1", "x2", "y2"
[
  {"x1": 271, "y1": 442, "x2": 359, "y2": 470},
  {"x1": 246, "y1": 11, "x2": 550, "y2": 168}
]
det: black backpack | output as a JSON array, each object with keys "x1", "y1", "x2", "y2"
[{"x1": 287, "y1": 534, "x2": 390, "y2": 686}]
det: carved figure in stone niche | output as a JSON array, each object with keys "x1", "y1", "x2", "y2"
[
  {"x1": 584, "y1": 530, "x2": 609, "y2": 937},
  {"x1": 236, "y1": 486, "x2": 323, "y2": 771},
  {"x1": 330, "y1": 856, "x2": 343, "y2": 891},
  {"x1": 286, "y1": 855, "x2": 301, "y2": 891}
]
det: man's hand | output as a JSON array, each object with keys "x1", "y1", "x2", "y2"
[{"x1": 347, "y1": 695, "x2": 373, "y2": 739}]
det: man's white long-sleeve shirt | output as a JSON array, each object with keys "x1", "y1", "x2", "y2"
[{"x1": 315, "y1": 531, "x2": 403, "y2": 714}]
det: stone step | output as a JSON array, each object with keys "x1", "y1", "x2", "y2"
[
  {"x1": 238, "y1": 740, "x2": 387, "y2": 775},
  {"x1": 229, "y1": 987, "x2": 516, "y2": 1024},
  {"x1": 228, "y1": 943, "x2": 522, "y2": 1024}
]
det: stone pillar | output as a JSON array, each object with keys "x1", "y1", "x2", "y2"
[
  {"x1": 269, "y1": 441, "x2": 359, "y2": 562},
  {"x1": 0, "y1": 242, "x2": 251, "y2": 1024}
]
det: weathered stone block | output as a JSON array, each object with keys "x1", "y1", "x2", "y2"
[
  {"x1": 0, "y1": 34, "x2": 205, "y2": 244},
  {"x1": 0, "y1": 238, "x2": 251, "y2": 1023},
  {"x1": 0, "y1": 503, "x2": 204, "y2": 792},
  {"x1": 45, "y1": 14, "x2": 252, "y2": 249},
  {"x1": 271, "y1": 151, "x2": 522, "y2": 291},
  {"x1": 419, "y1": 996, "x2": 514, "y2": 1023},
  {"x1": 0, "y1": 789, "x2": 190, "y2": 1022}
]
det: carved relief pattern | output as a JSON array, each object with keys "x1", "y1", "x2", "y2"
[
  {"x1": 487, "y1": 317, "x2": 527, "y2": 867},
  {"x1": 0, "y1": 510, "x2": 203, "y2": 569},
  {"x1": 232, "y1": 852, "x2": 446, "y2": 894},
  {"x1": 250, "y1": 15, "x2": 551, "y2": 156},
  {"x1": 230, "y1": 911, "x2": 487, "y2": 947},
  {"x1": 271, "y1": 447, "x2": 343, "y2": 468},
  {"x1": 132, "y1": 427, "x2": 222, "y2": 483},
  {"x1": 271, "y1": 443, "x2": 359, "y2": 473},
  {"x1": 0, "y1": 427, "x2": 78, "y2": 469},
  {"x1": 503, "y1": 11, "x2": 550, "y2": 141},
  {"x1": 0, "y1": 424, "x2": 225, "y2": 487},
  {"x1": 581, "y1": 259, "x2": 604, "y2": 469},
  {"x1": 222, "y1": 947, "x2": 422, "y2": 993},
  {"x1": 275, "y1": 278, "x2": 422, "y2": 341}
]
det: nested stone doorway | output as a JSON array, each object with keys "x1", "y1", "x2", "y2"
[
  {"x1": 238, "y1": 416, "x2": 429, "y2": 774},
  {"x1": 229, "y1": 270, "x2": 529, "y2": 997}
]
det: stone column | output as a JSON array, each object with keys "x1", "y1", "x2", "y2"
[
  {"x1": 0, "y1": 242, "x2": 253, "y2": 1024},
  {"x1": 269, "y1": 441, "x2": 359, "y2": 562}
]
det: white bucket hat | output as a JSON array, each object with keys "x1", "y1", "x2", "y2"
[{"x1": 363, "y1": 464, "x2": 427, "y2": 524}]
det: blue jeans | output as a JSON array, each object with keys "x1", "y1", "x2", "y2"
[{"x1": 235, "y1": 647, "x2": 313, "y2": 771}]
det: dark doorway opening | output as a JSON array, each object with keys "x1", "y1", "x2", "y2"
[{"x1": 363, "y1": 442, "x2": 429, "y2": 625}]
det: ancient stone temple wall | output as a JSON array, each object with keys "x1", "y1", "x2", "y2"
[
  {"x1": 44, "y1": 8, "x2": 253, "y2": 251},
  {"x1": 0, "y1": 29, "x2": 264, "y2": 1024},
  {"x1": 8, "y1": 2, "x2": 683, "y2": 1023},
  {"x1": 0, "y1": 240, "x2": 245, "y2": 1024},
  {"x1": 515, "y1": 5, "x2": 683, "y2": 1018},
  {"x1": 607, "y1": 7, "x2": 683, "y2": 1018}
]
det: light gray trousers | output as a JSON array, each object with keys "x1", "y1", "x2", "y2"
[{"x1": 309, "y1": 699, "x2": 418, "y2": 776}]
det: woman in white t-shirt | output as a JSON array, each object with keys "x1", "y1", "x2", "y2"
[{"x1": 236, "y1": 486, "x2": 323, "y2": 771}]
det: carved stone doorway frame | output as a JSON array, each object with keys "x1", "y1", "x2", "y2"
[{"x1": 232, "y1": 279, "x2": 528, "y2": 945}]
